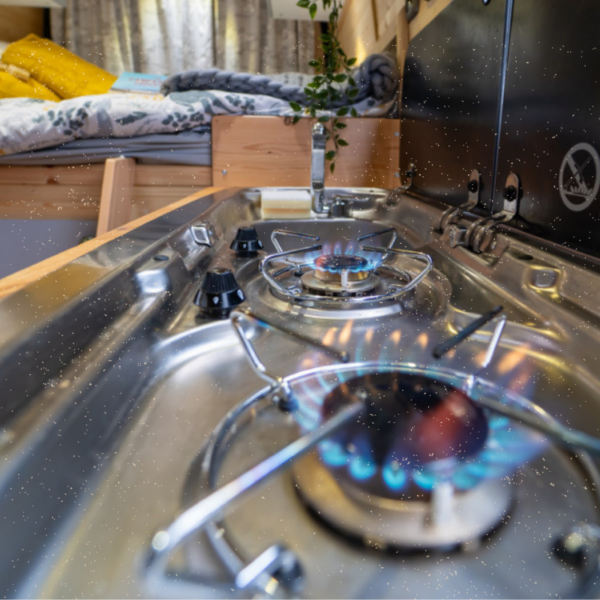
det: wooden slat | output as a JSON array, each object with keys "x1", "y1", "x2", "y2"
[
  {"x1": 0, "y1": 165, "x2": 105, "y2": 186},
  {"x1": 0, "y1": 185, "x2": 100, "y2": 220},
  {"x1": 96, "y1": 157, "x2": 136, "y2": 235},
  {"x1": 374, "y1": 0, "x2": 405, "y2": 51},
  {"x1": 338, "y1": 0, "x2": 455, "y2": 63},
  {"x1": 134, "y1": 165, "x2": 212, "y2": 187},
  {"x1": 131, "y1": 186, "x2": 208, "y2": 219},
  {"x1": 212, "y1": 116, "x2": 399, "y2": 189},
  {"x1": 0, "y1": 187, "x2": 225, "y2": 300},
  {"x1": 0, "y1": 165, "x2": 212, "y2": 188},
  {"x1": 409, "y1": 0, "x2": 454, "y2": 38},
  {"x1": 338, "y1": 0, "x2": 380, "y2": 63}
]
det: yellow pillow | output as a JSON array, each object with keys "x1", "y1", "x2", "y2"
[
  {"x1": 0, "y1": 71, "x2": 60, "y2": 101},
  {"x1": 2, "y1": 34, "x2": 117, "y2": 99}
]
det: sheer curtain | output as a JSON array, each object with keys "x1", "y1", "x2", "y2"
[
  {"x1": 50, "y1": 0, "x2": 214, "y2": 75},
  {"x1": 51, "y1": 0, "x2": 316, "y2": 77},
  {"x1": 214, "y1": 0, "x2": 315, "y2": 74}
]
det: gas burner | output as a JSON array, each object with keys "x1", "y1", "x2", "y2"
[
  {"x1": 146, "y1": 313, "x2": 600, "y2": 599},
  {"x1": 291, "y1": 372, "x2": 513, "y2": 550},
  {"x1": 301, "y1": 254, "x2": 379, "y2": 296},
  {"x1": 261, "y1": 228, "x2": 433, "y2": 308},
  {"x1": 293, "y1": 452, "x2": 511, "y2": 550},
  {"x1": 320, "y1": 373, "x2": 490, "y2": 497}
]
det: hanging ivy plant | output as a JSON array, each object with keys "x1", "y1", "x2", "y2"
[{"x1": 290, "y1": 0, "x2": 360, "y2": 173}]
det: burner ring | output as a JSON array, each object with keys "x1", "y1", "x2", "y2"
[
  {"x1": 292, "y1": 452, "x2": 511, "y2": 550},
  {"x1": 302, "y1": 254, "x2": 379, "y2": 296},
  {"x1": 315, "y1": 254, "x2": 370, "y2": 276}
]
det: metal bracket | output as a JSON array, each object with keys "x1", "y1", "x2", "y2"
[
  {"x1": 190, "y1": 222, "x2": 217, "y2": 247},
  {"x1": 402, "y1": 162, "x2": 417, "y2": 191},
  {"x1": 465, "y1": 173, "x2": 520, "y2": 253},
  {"x1": 438, "y1": 169, "x2": 482, "y2": 233}
]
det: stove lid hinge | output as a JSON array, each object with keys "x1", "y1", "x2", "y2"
[
  {"x1": 465, "y1": 172, "x2": 520, "y2": 254},
  {"x1": 438, "y1": 168, "x2": 481, "y2": 233}
]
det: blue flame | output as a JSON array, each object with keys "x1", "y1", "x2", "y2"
[
  {"x1": 320, "y1": 440, "x2": 349, "y2": 467},
  {"x1": 349, "y1": 455, "x2": 377, "y2": 480},
  {"x1": 382, "y1": 462, "x2": 409, "y2": 491},
  {"x1": 293, "y1": 365, "x2": 546, "y2": 495},
  {"x1": 304, "y1": 239, "x2": 384, "y2": 273}
]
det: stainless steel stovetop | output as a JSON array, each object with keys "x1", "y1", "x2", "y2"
[{"x1": 1, "y1": 187, "x2": 600, "y2": 599}]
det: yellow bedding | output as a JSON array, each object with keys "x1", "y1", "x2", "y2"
[
  {"x1": 0, "y1": 72, "x2": 60, "y2": 101},
  {"x1": 2, "y1": 34, "x2": 117, "y2": 99}
]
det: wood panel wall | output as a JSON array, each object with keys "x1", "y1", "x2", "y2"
[
  {"x1": 0, "y1": 7, "x2": 44, "y2": 43},
  {"x1": 338, "y1": 0, "x2": 455, "y2": 68},
  {"x1": 212, "y1": 116, "x2": 400, "y2": 189}
]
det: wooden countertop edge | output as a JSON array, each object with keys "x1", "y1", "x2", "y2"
[{"x1": 0, "y1": 187, "x2": 225, "y2": 301}]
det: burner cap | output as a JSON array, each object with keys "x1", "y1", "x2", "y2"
[
  {"x1": 315, "y1": 254, "x2": 369, "y2": 273},
  {"x1": 321, "y1": 372, "x2": 489, "y2": 498},
  {"x1": 302, "y1": 254, "x2": 379, "y2": 296}
]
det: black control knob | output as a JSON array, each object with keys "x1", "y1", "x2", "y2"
[
  {"x1": 194, "y1": 268, "x2": 245, "y2": 319},
  {"x1": 230, "y1": 227, "x2": 263, "y2": 258}
]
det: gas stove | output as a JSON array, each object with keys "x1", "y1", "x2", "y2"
[{"x1": 0, "y1": 187, "x2": 600, "y2": 599}]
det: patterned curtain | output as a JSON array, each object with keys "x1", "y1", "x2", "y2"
[{"x1": 51, "y1": 0, "x2": 316, "y2": 77}]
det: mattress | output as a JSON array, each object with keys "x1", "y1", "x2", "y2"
[
  {"x1": 0, "y1": 127, "x2": 211, "y2": 166},
  {"x1": 0, "y1": 89, "x2": 397, "y2": 166}
]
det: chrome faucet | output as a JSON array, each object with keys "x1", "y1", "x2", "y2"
[{"x1": 311, "y1": 123, "x2": 327, "y2": 213}]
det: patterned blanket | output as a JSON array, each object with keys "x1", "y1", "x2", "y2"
[
  {"x1": 0, "y1": 88, "x2": 396, "y2": 157},
  {"x1": 161, "y1": 54, "x2": 399, "y2": 108}
]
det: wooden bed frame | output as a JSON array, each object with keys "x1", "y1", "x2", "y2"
[
  {"x1": 0, "y1": 0, "x2": 452, "y2": 293},
  {"x1": 0, "y1": 116, "x2": 400, "y2": 234}
]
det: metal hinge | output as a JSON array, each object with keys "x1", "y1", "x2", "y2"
[
  {"x1": 438, "y1": 169, "x2": 481, "y2": 234},
  {"x1": 465, "y1": 173, "x2": 520, "y2": 253},
  {"x1": 439, "y1": 172, "x2": 520, "y2": 254}
]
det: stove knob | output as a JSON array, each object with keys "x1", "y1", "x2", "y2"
[
  {"x1": 230, "y1": 227, "x2": 263, "y2": 258},
  {"x1": 194, "y1": 268, "x2": 245, "y2": 319}
]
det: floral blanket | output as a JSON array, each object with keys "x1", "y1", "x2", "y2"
[{"x1": 0, "y1": 89, "x2": 396, "y2": 157}]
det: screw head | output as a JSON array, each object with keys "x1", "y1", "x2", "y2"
[
  {"x1": 503, "y1": 185, "x2": 518, "y2": 201},
  {"x1": 467, "y1": 180, "x2": 479, "y2": 193}
]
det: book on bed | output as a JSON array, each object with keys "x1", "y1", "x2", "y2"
[{"x1": 110, "y1": 72, "x2": 167, "y2": 95}]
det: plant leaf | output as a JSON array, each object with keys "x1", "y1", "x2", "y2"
[
  {"x1": 338, "y1": 138, "x2": 349, "y2": 147},
  {"x1": 308, "y1": 59, "x2": 321, "y2": 68},
  {"x1": 330, "y1": 162, "x2": 336, "y2": 173},
  {"x1": 336, "y1": 107, "x2": 349, "y2": 116},
  {"x1": 334, "y1": 74, "x2": 347, "y2": 83},
  {"x1": 351, "y1": 107, "x2": 358, "y2": 117},
  {"x1": 292, "y1": 115, "x2": 301, "y2": 124},
  {"x1": 335, "y1": 122, "x2": 347, "y2": 129},
  {"x1": 347, "y1": 57, "x2": 357, "y2": 66},
  {"x1": 309, "y1": 3, "x2": 318, "y2": 19},
  {"x1": 289, "y1": 101, "x2": 302, "y2": 112},
  {"x1": 318, "y1": 115, "x2": 330, "y2": 123},
  {"x1": 348, "y1": 88, "x2": 359, "y2": 98},
  {"x1": 297, "y1": 0, "x2": 310, "y2": 7},
  {"x1": 325, "y1": 150, "x2": 336, "y2": 161}
]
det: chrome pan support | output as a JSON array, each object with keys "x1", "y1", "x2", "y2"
[
  {"x1": 142, "y1": 310, "x2": 600, "y2": 598},
  {"x1": 261, "y1": 229, "x2": 433, "y2": 305}
]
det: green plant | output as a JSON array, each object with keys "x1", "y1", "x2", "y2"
[{"x1": 290, "y1": 0, "x2": 359, "y2": 173}]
